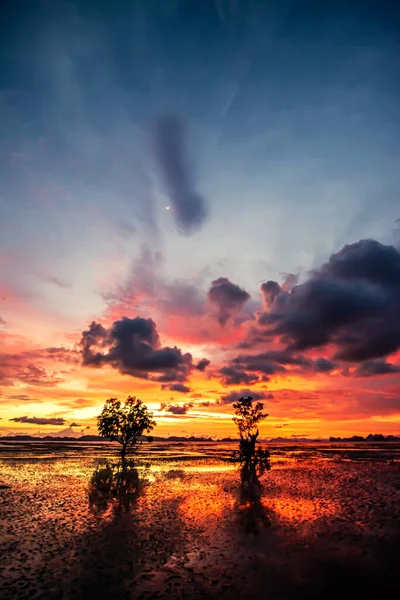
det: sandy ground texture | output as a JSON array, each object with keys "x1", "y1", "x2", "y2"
[{"x1": 1, "y1": 442, "x2": 400, "y2": 600}]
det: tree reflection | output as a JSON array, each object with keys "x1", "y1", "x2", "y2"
[
  {"x1": 73, "y1": 460, "x2": 188, "y2": 599},
  {"x1": 237, "y1": 461, "x2": 271, "y2": 534},
  {"x1": 88, "y1": 458, "x2": 148, "y2": 514}
]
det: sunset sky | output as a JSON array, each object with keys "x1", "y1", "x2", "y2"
[{"x1": 1, "y1": 0, "x2": 400, "y2": 439}]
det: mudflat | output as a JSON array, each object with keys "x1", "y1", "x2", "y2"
[{"x1": 1, "y1": 442, "x2": 400, "y2": 600}]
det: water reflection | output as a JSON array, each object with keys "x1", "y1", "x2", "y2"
[
  {"x1": 3, "y1": 446, "x2": 400, "y2": 600},
  {"x1": 237, "y1": 461, "x2": 271, "y2": 534},
  {"x1": 71, "y1": 461, "x2": 192, "y2": 599},
  {"x1": 88, "y1": 458, "x2": 147, "y2": 514}
]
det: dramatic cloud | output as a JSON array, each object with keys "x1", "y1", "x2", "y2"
[
  {"x1": 160, "y1": 402, "x2": 193, "y2": 415},
  {"x1": 257, "y1": 240, "x2": 400, "y2": 363},
  {"x1": 9, "y1": 416, "x2": 66, "y2": 425},
  {"x1": 195, "y1": 358, "x2": 210, "y2": 371},
  {"x1": 153, "y1": 115, "x2": 207, "y2": 234},
  {"x1": 220, "y1": 389, "x2": 270, "y2": 405},
  {"x1": 70, "y1": 422, "x2": 82, "y2": 427},
  {"x1": 261, "y1": 281, "x2": 281, "y2": 310},
  {"x1": 161, "y1": 383, "x2": 191, "y2": 394},
  {"x1": 219, "y1": 350, "x2": 336, "y2": 385},
  {"x1": 103, "y1": 248, "x2": 254, "y2": 348},
  {"x1": 219, "y1": 366, "x2": 259, "y2": 386},
  {"x1": 208, "y1": 277, "x2": 250, "y2": 326},
  {"x1": 314, "y1": 358, "x2": 337, "y2": 373},
  {"x1": 354, "y1": 360, "x2": 400, "y2": 377},
  {"x1": 80, "y1": 316, "x2": 195, "y2": 382},
  {"x1": 231, "y1": 353, "x2": 287, "y2": 376}
]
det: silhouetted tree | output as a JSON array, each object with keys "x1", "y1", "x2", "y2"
[
  {"x1": 230, "y1": 396, "x2": 270, "y2": 474},
  {"x1": 97, "y1": 396, "x2": 156, "y2": 457}
]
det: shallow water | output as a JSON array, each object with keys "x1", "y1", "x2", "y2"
[{"x1": 1, "y1": 442, "x2": 400, "y2": 599}]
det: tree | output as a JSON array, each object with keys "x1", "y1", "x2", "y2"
[
  {"x1": 97, "y1": 396, "x2": 156, "y2": 457},
  {"x1": 231, "y1": 396, "x2": 270, "y2": 474},
  {"x1": 233, "y1": 396, "x2": 268, "y2": 442}
]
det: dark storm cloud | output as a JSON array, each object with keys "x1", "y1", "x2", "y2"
[
  {"x1": 208, "y1": 277, "x2": 250, "y2": 326},
  {"x1": 354, "y1": 359, "x2": 400, "y2": 377},
  {"x1": 161, "y1": 383, "x2": 191, "y2": 394},
  {"x1": 231, "y1": 353, "x2": 287, "y2": 375},
  {"x1": 322, "y1": 239, "x2": 400, "y2": 285},
  {"x1": 313, "y1": 357, "x2": 337, "y2": 373},
  {"x1": 10, "y1": 416, "x2": 66, "y2": 425},
  {"x1": 220, "y1": 389, "x2": 270, "y2": 405},
  {"x1": 261, "y1": 281, "x2": 281, "y2": 309},
  {"x1": 195, "y1": 358, "x2": 210, "y2": 371},
  {"x1": 219, "y1": 366, "x2": 259, "y2": 386},
  {"x1": 258, "y1": 240, "x2": 400, "y2": 362},
  {"x1": 219, "y1": 350, "x2": 336, "y2": 385},
  {"x1": 80, "y1": 316, "x2": 194, "y2": 382},
  {"x1": 160, "y1": 402, "x2": 193, "y2": 415},
  {"x1": 153, "y1": 115, "x2": 207, "y2": 235}
]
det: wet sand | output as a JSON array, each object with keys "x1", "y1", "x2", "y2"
[{"x1": 1, "y1": 442, "x2": 400, "y2": 599}]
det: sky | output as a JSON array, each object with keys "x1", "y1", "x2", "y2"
[{"x1": 1, "y1": 0, "x2": 400, "y2": 439}]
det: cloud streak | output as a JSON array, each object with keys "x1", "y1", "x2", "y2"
[
  {"x1": 153, "y1": 115, "x2": 207, "y2": 234},
  {"x1": 161, "y1": 383, "x2": 191, "y2": 394},
  {"x1": 9, "y1": 416, "x2": 66, "y2": 425},
  {"x1": 160, "y1": 402, "x2": 193, "y2": 415}
]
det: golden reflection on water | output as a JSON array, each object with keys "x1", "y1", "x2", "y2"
[
  {"x1": 2, "y1": 443, "x2": 400, "y2": 600},
  {"x1": 180, "y1": 482, "x2": 235, "y2": 525},
  {"x1": 266, "y1": 497, "x2": 338, "y2": 522},
  {"x1": 147, "y1": 463, "x2": 235, "y2": 475}
]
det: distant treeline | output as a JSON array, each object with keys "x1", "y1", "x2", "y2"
[
  {"x1": 329, "y1": 434, "x2": 400, "y2": 442},
  {"x1": 1, "y1": 433, "x2": 399, "y2": 443},
  {"x1": 0, "y1": 434, "x2": 238, "y2": 443}
]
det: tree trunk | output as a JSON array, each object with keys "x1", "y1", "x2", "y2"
[{"x1": 120, "y1": 442, "x2": 127, "y2": 459}]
